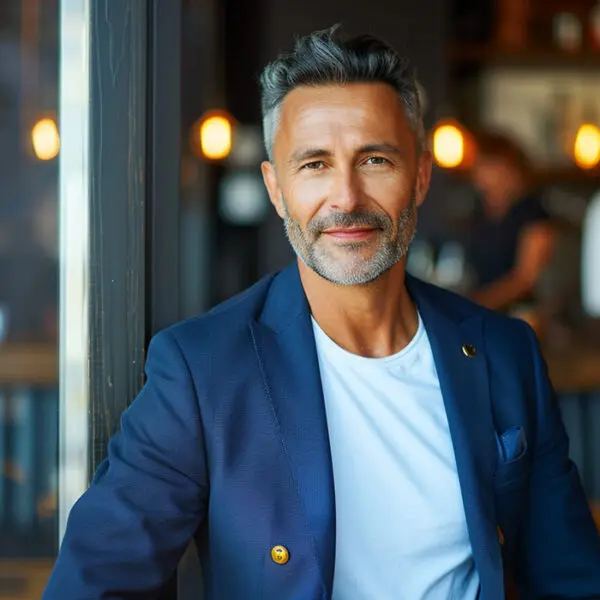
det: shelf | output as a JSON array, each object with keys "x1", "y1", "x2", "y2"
[
  {"x1": 534, "y1": 165, "x2": 600, "y2": 184},
  {"x1": 443, "y1": 164, "x2": 600, "y2": 186},
  {"x1": 0, "y1": 343, "x2": 58, "y2": 386},
  {"x1": 450, "y1": 44, "x2": 600, "y2": 70}
]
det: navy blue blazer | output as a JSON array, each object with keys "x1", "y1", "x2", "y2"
[{"x1": 43, "y1": 263, "x2": 600, "y2": 600}]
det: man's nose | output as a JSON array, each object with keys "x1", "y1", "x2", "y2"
[{"x1": 329, "y1": 168, "x2": 362, "y2": 212}]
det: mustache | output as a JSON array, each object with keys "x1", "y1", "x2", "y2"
[{"x1": 308, "y1": 210, "x2": 392, "y2": 235}]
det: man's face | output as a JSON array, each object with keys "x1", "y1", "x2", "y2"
[{"x1": 261, "y1": 83, "x2": 432, "y2": 286}]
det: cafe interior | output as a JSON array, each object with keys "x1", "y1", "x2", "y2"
[{"x1": 0, "y1": 0, "x2": 599, "y2": 598}]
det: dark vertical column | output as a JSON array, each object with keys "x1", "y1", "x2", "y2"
[
  {"x1": 88, "y1": 0, "x2": 183, "y2": 474},
  {"x1": 146, "y1": 0, "x2": 182, "y2": 338},
  {"x1": 224, "y1": 0, "x2": 264, "y2": 124},
  {"x1": 89, "y1": 0, "x2": 148, "y2": 471}
]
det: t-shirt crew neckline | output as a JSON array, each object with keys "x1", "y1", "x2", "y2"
[{"x1": 310, "y1": 312, "x2": 425, "y2": 369}]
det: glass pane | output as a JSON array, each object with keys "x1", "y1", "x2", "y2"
[
  {"x1": 0, "y1": 0, "x2": 60, "y2": 596},
  {"x1": 57, "y1": 0, "x2": 90, "y2": 542}
]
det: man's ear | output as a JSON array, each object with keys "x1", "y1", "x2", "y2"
[
  {"x1": 415, "y1": 150, "x2": 432, "y2": 208},
  {"x1": 261, "y1": 161, "x2": 286, "y2": 219}
]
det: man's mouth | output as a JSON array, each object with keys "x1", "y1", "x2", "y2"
[{"x1": 322, "y1": 227, "x2": 377, "y2": 240}]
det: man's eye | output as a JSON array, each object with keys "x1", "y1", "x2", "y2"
[
  {"x1": 302, "y1": 161, "x2": 325, "y2": 170},
  {"x1": 366, "y1": 156, "x2": 388, "y2": 166}
]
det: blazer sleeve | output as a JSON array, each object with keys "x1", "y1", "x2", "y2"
[
  {"x1": 42, "y1": 329, "x2": 208, "y2": 600},
  {"x1": 514, "y1": 322, "x2": 600, "y2": 599}
]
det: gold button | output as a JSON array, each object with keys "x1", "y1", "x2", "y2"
[
  {"x1": 271, "y1": 545, "x2": 289, "y2": 565},
  {"x1": 497, "y1": 526, "x2": 505, "y2": 546},
  {"x1": 462, "y1": 344, "x2": 477, "y2": 358}
]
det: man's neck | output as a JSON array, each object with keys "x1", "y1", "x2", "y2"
[{"x1": 298, "y1": 258, "x2": 419, "y2": 358}]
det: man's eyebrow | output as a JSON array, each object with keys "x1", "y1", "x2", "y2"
[{"x1": 358, "y1": 142, "x2": 404, "y2": 156}]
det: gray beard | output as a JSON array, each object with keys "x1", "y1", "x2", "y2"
[{"x1": 282, "y1": 197, "x2": 417, "y2": 286}]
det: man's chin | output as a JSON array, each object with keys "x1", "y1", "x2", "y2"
[
  {"x1": 316, "y1": 241, "x2": 382, "y2": 264},
  {"x1": 311, "y1": 260, "x2": 394, "y2": 287}
]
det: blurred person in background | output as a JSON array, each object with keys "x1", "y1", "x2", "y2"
[
  {"x1": 43, "y1": 25, "x2": 600, "y2": 600},
  {"x1": 466, "y1": 131, "x2": 556, "y2": 313}
]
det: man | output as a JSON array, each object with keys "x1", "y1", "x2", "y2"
[{"x1": 43, "y1": 26, "x2": 600, "y2": 600}]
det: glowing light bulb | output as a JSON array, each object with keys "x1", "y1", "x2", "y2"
[
  {"x1": 574, "y1": 124, "x2": 600, "y2": 170},
  {"x1": 199, "y1": 115, "x2": 232, "y2": 160},
  {"x1": 32, "y1": 118, "x2": 60, "y2": 160},
  {"x1": 433, "y1": 124, "x2": 464, "y2": 168}
]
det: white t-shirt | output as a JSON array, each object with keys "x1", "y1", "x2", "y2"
[{"x1": 312, "y1": 313, "x2": 479, "y2": 600}]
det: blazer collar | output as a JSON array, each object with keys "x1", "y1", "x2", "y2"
[
  {"x1": 258, "y1": 262, "x2": 311, "y2": 333},
  {"x1": 258, "y1": 261, "x2": 472, "y2": 331}
]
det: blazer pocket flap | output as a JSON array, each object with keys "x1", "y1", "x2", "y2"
[
  {"x1": 496, "y1": 426, "x2": 528, "y2": 464},
  {"x1": 494, "y1": 427, "x2": 530, "y2": 490}
]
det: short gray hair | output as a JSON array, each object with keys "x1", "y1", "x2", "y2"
[{"x1": 259, "y1": 25, "x2": 425, "y2": 161}]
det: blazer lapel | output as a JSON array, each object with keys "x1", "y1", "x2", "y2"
[
  {"x1": 407, "y1": 276, "x2": 505, "y2": 600},
  {"x1": 250, "y1": 264, "x2": 335, "y2": 598}
]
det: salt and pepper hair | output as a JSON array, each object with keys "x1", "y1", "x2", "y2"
[{"x1": 259, "y1": 24, "x2": 425, "y2": 161}]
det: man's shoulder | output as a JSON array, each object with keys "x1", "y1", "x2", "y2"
[{"x1": 159, "y1": 272, "x2": 278, "y2": 349}]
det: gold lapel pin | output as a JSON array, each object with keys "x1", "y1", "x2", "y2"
[
  {"x1": 271, "y1": 545, "x2": 290, "y2": 565},
  {"x1": 462, "y1": 344, "x2": 477, "y2": 358}
]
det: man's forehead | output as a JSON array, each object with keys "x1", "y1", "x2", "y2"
[{"x1": 275, "y1": 83, "x2": 412, "y2": 152}]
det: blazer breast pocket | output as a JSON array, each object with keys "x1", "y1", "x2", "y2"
[{"x1": 493, "y1": 426, "x2": 530, "y2": 491}]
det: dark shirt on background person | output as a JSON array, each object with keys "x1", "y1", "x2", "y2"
[
  {"x1": 465, "y1": 131, "x2": 555, "y2": 312},
  {"x1": 467, "y1": 192, "x2": 550, "y2": 289}
]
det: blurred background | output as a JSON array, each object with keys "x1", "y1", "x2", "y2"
[{"x1": 0, "y1": 0, "x2": 599, "y2": 598}]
